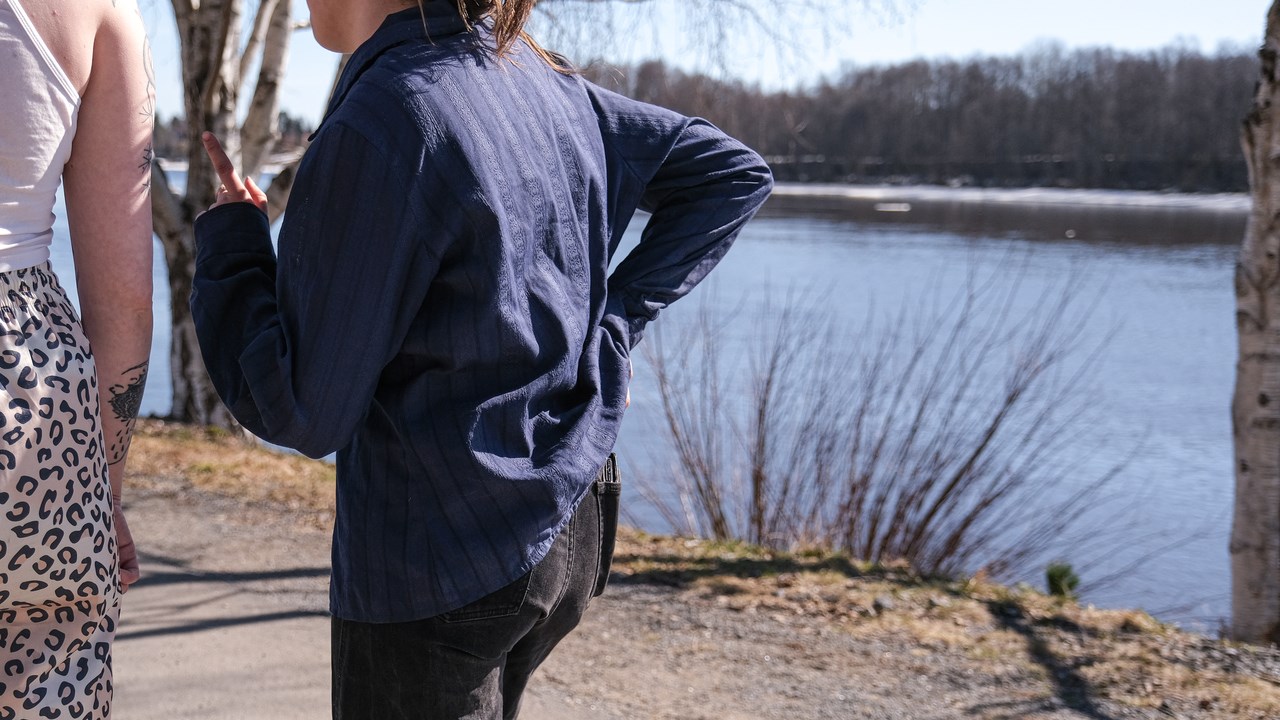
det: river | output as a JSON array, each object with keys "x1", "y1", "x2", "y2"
[{"x1": 48, "y1": 179, "x2": 1244, "y2": 631}]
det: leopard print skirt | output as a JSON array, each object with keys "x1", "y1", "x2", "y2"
[{"x1": 0, "y1": 263, "x2": 120, "y2": 719}]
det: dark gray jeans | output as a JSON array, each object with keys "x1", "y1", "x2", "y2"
[{"x1": 331, "y1": 457, "x2": 620, "y2": 720}]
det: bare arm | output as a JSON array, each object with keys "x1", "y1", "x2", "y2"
[{"x1": 60, "y1": 0, "x2": 154, "y2": 586}]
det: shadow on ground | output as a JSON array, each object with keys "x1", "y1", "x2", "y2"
[
  {"x1": 116, "y1": 551, "x2": 330, "y2": 642},
  {"x1": 981, "y1": 598, "x2": 1117, "y2": 720}
]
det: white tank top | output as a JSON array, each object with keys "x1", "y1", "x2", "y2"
[{"x1": 0, "y1": 0, "x2": 80, "y2": 272}]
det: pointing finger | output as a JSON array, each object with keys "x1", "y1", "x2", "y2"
[
  {"x1": 245, "y1": 176, "x2": 268, "y2": 208},
  {"x1": 201, "y1": 132, "x2": 245, "y2": 195},
  {"x1": 244, "y1": 176, "x2": 269, "y2": 214}
]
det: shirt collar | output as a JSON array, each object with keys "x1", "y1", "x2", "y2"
[{"x1": 312, "y1": 3, "x2": 469, "y2": 139}]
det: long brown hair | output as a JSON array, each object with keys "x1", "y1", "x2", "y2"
[{"x1": 429, "y1": 0, "x2": 572, "y2": 73}]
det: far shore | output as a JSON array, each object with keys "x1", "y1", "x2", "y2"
[
  {"x1": 770, "y1": 182, "x2": 1250, "y2": 213},
  {"x1": 155, "y1": 156, "x2": 1249, "y2": 213}
]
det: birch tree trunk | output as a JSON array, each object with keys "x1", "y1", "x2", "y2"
[
  {"x1": 1233, "y1": 0, "x2": 1280, "y2": 645},
  {"x1": 154, "y1": 0, "x2": 299, "y2": 425}
]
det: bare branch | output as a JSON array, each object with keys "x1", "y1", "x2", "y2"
[
  {"x1": 169, "y1": 0, "x2": 248, "y2": 222},
  {"x1": 240, "y1": 0, "x2": 291, "y2": 177},
  {"x1": 150, "y1": 162, "x2": 189, "y2": 241},
  {"x1": 534, "y1": 0, "x2": 914, "y2": 78},
  {"x1": 637, "y1": 264, "x2": 1121, "y2": 589},
  {"x1": 170, "y1": 0, "x2": 193, "y2": 28},
  {"x1": 238, "y1": 0, "x2": 281, "y2": 92},
  {"x1": 264, "y1": 155, "x2": 301, "y2": 226},
  {"x1": 200, "y1": 0, "x2": 240, "y2": 117}
]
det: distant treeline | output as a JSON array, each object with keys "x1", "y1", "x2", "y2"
[
  {"x1": 581, "y1": 45, "x2": 1257, "y2": 192},
  {"x1": 153, "y1": 112, "x2": 313, "y2": 162}
]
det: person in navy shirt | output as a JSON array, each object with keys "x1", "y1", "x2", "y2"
[{"x1": 191, "y1": 0, "x2": 772, "y2": 717}]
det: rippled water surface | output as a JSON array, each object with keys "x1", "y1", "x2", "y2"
[{"x1": 50, "y1": 182, "x2": 1244, "y2": 629}]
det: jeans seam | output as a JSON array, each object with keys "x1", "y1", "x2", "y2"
[
  {"x1": 331, "y1": 620, "x2": 346, "y2": 718},
  {"x1": 438, "y1": 573, "x2": 531, "y2": 623},
  {"x1": 595, "y1": 490, "x2": 604, "y2": 591},
  {"x1": 543, "y1": 500, "x2": 577, "y2": 622}
]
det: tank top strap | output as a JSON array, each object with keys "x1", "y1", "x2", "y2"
[
  {"x1": 3, "y1": 0, "x2": 79, "y2": 103},
  {"x1": 0, "y1": 0, "x2": 81, "y2": 273}
]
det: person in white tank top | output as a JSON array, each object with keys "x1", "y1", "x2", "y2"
[{"x1": 0, "y1": 0, "x2": 152, "y2": 716}]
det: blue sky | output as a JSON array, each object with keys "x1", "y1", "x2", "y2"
[{"x1": 142, "y1": 0, "x2": 1271, "y2": 126}]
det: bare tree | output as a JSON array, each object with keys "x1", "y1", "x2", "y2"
[
  {"x1": 1233, "y1": 0, "x2": 1280, "y2": 646},
  {"x1": 153, "y1": 0, "x2": 298, "y2": 425}
]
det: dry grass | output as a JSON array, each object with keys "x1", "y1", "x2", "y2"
[
  {"x1": 612, "y1": 529, "x2": 1280, "y2": 717},
  {"x1": 128, "y1": 419, "x2": 336, "y2": 524}
]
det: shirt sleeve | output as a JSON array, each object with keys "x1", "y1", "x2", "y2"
[
  {"x1": 191, "y1": 121, "x2": 437, "y2": 458},
  {"x1": 588, "y1": 84, "x2": 774, "y2": 347}
]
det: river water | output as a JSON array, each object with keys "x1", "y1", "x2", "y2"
[{"x1": 48, "y1": 180, "x2": 1244, "y2": 631}]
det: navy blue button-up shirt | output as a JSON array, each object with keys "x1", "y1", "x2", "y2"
[{"x1": 191, "y1": 3, "x2": 772, "y2": 622}]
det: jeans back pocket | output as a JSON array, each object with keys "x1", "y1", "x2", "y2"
[
  {"x1": 439, "y1": 570, "x2": 533, "y2": 623},
  {"x1": 593, "y1": 454, "x2": 621, "y2": 597}
]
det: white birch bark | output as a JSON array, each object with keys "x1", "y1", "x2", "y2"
[
  {"x1": 241, "y1": 0, "x2": 291, "y2": 178},
  {"x1": 238, "y1": 0, "x2": 280, "y2": 91},
  {"x1": 1233, "y1": 0, "x2": 1280, "y2": 646},
  {"x1": 156, "y1": 0, "x2": 299, "y2": 426}
]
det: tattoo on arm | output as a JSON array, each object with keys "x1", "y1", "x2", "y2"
[
  {"x1": 140, "y1": 143, "x2": 154, "y2": 189},
  {"x1": 138, "y1": 35, "x2": 155, "y2": 191},
  {"x1": 140, "y1": 36, "x2": 155, "y2": 120},
  {"x1": 106, "y1": 360, "x2": 149, "y2": 466}
]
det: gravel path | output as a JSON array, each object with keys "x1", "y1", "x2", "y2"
[{"x1": 110, "y1": 428, "x2": 1279, "y2": 720}]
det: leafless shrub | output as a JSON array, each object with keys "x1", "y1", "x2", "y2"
[{"x1": 638, "y1": 263, "x2": 1125, "y2": 582}]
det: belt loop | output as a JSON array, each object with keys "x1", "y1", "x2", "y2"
[{"x1": 595, "y1": 454, "x2": 621, "y2": 495}]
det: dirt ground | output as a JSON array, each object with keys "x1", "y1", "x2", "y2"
[{"x1": 112, "y1": 422, "x2": 1280, "y2": 719}]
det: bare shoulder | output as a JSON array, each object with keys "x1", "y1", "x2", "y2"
[{"x1": 18, "y1": 0, "x2": 142, "y2": 95}]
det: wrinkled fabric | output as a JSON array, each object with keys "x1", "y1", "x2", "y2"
[{"x1": 191, "y1": 3, "x2": 772, "y2": 623}]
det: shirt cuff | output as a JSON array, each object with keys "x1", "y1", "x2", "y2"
[
  {"x1": 194, "y1": 202, "x2": 274, "y2": 261},
  {"x1": 602, "y1": 292, "x2": 645, "y2": 349}
]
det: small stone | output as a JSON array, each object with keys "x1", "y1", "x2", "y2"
[{"x1": 873, "y1": 595, "x2": 896, "y2": 613}]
